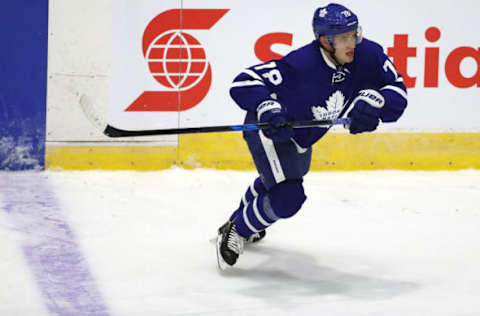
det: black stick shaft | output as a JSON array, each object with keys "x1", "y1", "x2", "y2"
[{"x1": 103, "y1": 118, "x2": 351, "y2": 138}]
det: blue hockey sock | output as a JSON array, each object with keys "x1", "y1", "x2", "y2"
[
  {"x1": 228, "y1": 177, "x2": 277, "y2": 238},
  {"x1": 234, "y1": 193, "x2": 278, "y2": 238},
  {"x1": 231, "y1": 179, "x2": 307, "y2": 237},
  {"x1": 229, "y1": 177, "x2": 267, "y2": 221}
]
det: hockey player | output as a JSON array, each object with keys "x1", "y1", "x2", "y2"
[{"x1": 216, "y1": 3, "x2": 408, "y2": 269}]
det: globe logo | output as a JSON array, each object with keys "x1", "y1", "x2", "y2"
[
  {"x1": 146, "y1": 30, "x2": 209, "y2": 91},
  {"x1": 126, "y1": 9, "x2": 228, "y2": 112}
]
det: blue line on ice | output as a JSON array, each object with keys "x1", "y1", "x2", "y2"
[{"x1": 0, "y1": 172, "x2": 110, "y2": 316}]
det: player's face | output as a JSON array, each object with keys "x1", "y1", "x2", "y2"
[{"x1": 332, "y1": 30, "x2": 357, "y2": 64}]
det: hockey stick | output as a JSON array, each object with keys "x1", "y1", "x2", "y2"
[{"x1": 103, "y1": 118, "x2": 351, "y2": 138}]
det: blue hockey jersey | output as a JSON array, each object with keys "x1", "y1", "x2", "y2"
[{"x1": 230, "y1": 38, "x2": 408, "y2": 148}]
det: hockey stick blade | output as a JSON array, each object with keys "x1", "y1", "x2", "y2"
[{"x1": 103, "y1": 118, "x2": 351, "y2": 138}]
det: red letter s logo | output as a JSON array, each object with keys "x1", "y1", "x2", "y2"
[
  {"x1": 254, "y1": 32, "x2": 293, "y2": 63},
  {"x1": 126, "y1": 9, "x2": 229, "y2": 112}
]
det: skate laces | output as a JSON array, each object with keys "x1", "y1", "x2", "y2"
[{"x1": 227, "y1": 224, "x2": 244, "y2": 255}]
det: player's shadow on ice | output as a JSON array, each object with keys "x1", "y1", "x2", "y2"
[{"x1": 221, "y1": 244, "x2": 419, "y2": 304}]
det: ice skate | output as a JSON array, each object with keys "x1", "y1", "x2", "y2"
[
  {"x1": 246, "y1": 230, "x2": 266, "y2": 244},
  {"x1": 216, "y1": 220, "x2": 245, "y2": 270},
  {"x1": 218, "y1": 221, "x2": 265, "y2": 245}
]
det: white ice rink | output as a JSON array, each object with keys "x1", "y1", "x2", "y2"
[{"x1": 1, "y1": 169, "x2": 479, "y2": 316}]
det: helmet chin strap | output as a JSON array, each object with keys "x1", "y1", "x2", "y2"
[
  {"x1": 319, "y1": 39, "x2": 343, "y2": 68},
  {"x1": 329, "y1": 49, "x2": 343, "y2": 68}
]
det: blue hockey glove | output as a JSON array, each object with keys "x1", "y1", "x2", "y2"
[
  {"x1": 347, "y1": 89, "x2": 385, "y2": 134},
  {"x1": 257, "y1": 100, "x2": 294, "y2": 142}
]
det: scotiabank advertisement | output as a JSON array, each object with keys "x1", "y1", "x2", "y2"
[{"x1": 109, "y1": 0, "x2": 480, "y2": 133}]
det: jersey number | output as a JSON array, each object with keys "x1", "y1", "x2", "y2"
[
  {"x1": 254, "y1": 62, "x2": 283, "y2": 86},
  {"x1": 383, "y1": 59, "x2": 399, "y2": 80}
]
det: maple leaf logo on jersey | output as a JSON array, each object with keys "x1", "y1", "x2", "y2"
[{"x1": 311, "y1": 90, "x2": 345, "y2": 120}]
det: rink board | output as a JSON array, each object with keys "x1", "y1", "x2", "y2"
[
  {"x1": 43, "y1": 0, "x2": 480, "y2": 171},
  {"x1": 46, "y1": 133, "x2": 480, "y2": 171},
  {"x1": 0, "y1": 1, "x2": 48, "y2": 170}
]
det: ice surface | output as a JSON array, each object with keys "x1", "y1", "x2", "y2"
[{"x1": 1, "y1": 169, "x2": 480, "y2": 316}]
